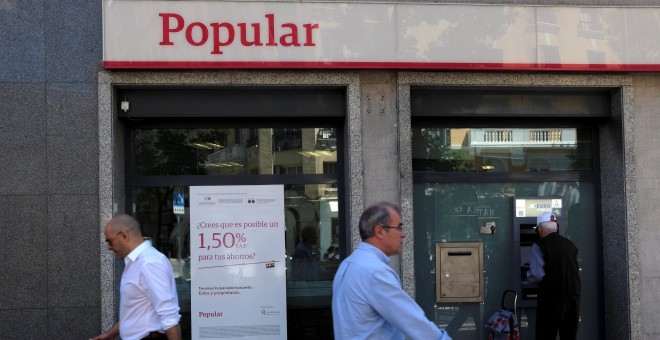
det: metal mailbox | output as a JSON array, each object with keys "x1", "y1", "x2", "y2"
[{"x1": 435, "y1": 242, "x2": 484, "y2": 303}]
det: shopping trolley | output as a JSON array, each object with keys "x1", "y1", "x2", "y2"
[{"x1": 485, "y1": 289, "x2": 520, "y2": 340}]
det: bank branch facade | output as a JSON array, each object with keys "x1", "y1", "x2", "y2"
[{"x1": 4, "y1": 0, "x2": 660, "y2": 339}]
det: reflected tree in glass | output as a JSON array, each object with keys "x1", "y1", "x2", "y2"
[
  {"x1": 133, "y1": 129, "x2": 227, "y2": 251},
  {"x1": 412, "y1": 128, "x2": 473, "y2": 172}
]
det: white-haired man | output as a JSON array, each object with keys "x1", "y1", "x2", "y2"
[{"x1": 527, "y1": 212, "x2": 581, "y2": 340}]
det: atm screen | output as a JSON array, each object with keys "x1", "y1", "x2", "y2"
[
  {"x1": 520, "y1": 223, "x2": 539, "y2": 246},
  {"x1": 520, "y1": 223, "x2": 540, "y2": 301}
]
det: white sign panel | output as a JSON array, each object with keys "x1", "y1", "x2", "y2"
[
  {"x1": 104, "y1": 1, "x2": 660, "y2": 71},
  {"x1": 514, "y1": 198, "x2": 562, "y2": 218},
  {"x1": 190, "y1": 185, "x2": 286, "y2": 339}
]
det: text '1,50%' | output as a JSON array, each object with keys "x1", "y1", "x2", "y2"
[{"x1": 198, "y1": 232, "x2": 248, "y2": 249}]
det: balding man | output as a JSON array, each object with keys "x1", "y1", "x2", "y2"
[
  {"x1": 91, "y1": 214, "x2": 181, "y2": 340},
  {"x1": 332, "y1": 202, "x2": 452, "y2": 340}
]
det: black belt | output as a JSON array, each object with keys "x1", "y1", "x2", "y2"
[{"x1": 141, "y1": 331, "x2": 167, "y2": 339}]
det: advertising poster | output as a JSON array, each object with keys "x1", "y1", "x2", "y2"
[{"x1": 190, "y1": 185, "x2": 286, "y2": 339}]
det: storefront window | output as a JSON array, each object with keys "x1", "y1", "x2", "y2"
[
  {"x1": 133, "y1": 128, "x2": 337, "y2": 176},
  {"x1": 127, "y1": 126, "x2": 341, "y2": 340},
  {"x1": 412, "y1": 128, "x2": 593, "y2": 172},
  {"x1": 413, "y1": 182, "x2": 599, "y2": 339},
  {"x1": 412, "y1": 126, "x2": 601, "y2": 340}
]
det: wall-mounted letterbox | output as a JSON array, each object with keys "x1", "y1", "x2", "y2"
[{"x1": 435, "y1": 242, "x2": 484, "y2": 303}]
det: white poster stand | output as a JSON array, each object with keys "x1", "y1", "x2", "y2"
[{"x1": 190, "y1": 185, "x2": 286, "y2": 339}]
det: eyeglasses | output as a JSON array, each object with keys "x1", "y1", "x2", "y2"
[
  {"x1": 379, "y1": 223, "x2": 404, "y2": 231},
  {"x1": 105, "y1": 231, "x2": 125, "y2": 245}
]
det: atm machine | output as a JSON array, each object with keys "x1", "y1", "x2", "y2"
[{"x1": 512, "y1": 196, "x2": 563, "y2": 308}]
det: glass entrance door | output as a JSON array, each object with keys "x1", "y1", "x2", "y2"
[
  {"x1": 411, "y1": 127, "x2": 601, "y2": 340},
  {"x1": 125, "y1": 125, "x2": 343, "y2": 339}
]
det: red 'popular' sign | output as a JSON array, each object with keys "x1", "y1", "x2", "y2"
[
  {"x1": 159, "y1": 13, "x2": 319, "y2": 55},
  {"x1": 104, "y1": 1, "x2": 660, "y2": 71}
]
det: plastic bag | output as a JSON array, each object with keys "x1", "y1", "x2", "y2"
[{"x1": 485, "y1": 309, "x2": 520, "y2": 340}]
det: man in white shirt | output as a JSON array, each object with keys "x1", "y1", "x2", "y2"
[{"x1": 91, "y1": 214, "x2": 182, "y2": 340}]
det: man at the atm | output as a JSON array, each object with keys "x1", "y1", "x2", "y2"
[{"x1": 526, "y1": 212, "x2": 581, "y2": 340}]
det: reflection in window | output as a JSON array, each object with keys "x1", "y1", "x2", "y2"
[
  {"x1": 273, "y1": 128, "x2": 302, "y2": 151},
  {"x1": 132, "y1": 184, "x2": 339, "y2": 340},
  {"x1": 133, "y1": 128, "x2": 338, "y2": 176},
  {"x1": 412, "y1": 128, "x2": 593, "y2": 172}
]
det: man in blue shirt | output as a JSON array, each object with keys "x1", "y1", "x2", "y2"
[{"x1": 332, "y1": 202, "x2": 452, "y2": 340}]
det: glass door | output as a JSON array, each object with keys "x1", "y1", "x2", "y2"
[
  {"x1": 411, "y1": 126, "x2": 601, "y2": 340},
  {"x1": 126, "y1": 125, "x2": 343, "y2": 340}
]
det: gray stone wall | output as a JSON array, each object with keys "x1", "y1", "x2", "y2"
[
  {"x1": 359, "y1": 72, "x2": 402, "y2": 271},
  {"x1": 0, "y1": 0, "x2": 102, "y2": 338},
  {"x1": 633, "y1": 74, "x2": 660, "y2": 340}
]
